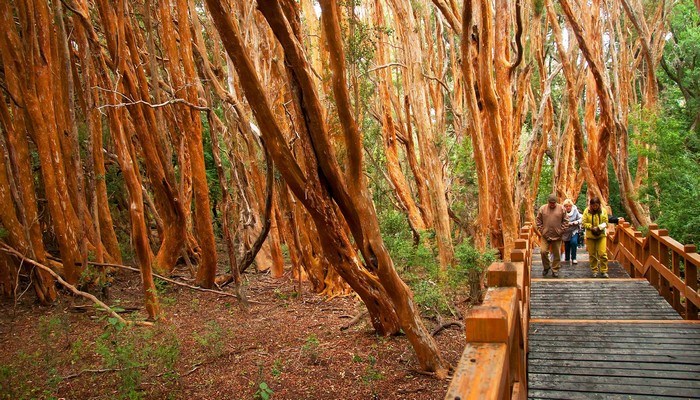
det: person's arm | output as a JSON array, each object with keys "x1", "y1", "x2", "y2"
[
  {"x1": 582, "y1": 209, "x2": 592, "y2": 231},
  {"x1": 536, "y1": 207, "x2": 544, "y2": 233}
]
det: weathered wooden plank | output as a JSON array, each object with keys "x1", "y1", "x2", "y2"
[
  {"x1": 530, "y1": 336, "x2": 700, "y2": 346},
  {"x1": 529, "y1": 372, "x2": 700, "y2": 390},
  {"x1": 528, "y1": 376, "x2": 700, "y2": 398},
  {"x1": 530, "y1": 339, "x2": 700, "y2": 352},
  {"x1": 528, "y1": 358, "x2": 700, "y2": 372},
  {"x1": 528, "y1": 365, "x2": 700, "y2": 381},
  {"x1": 532, "y1": 312, "x2": 681, "y2": 320},
  {"x1": 528, "y1": 389, "x2": 677, "y2": 400},
  {"x1": 530, "y1": 349, "x2": 700, "y2": 361},
  {"x1": 527, "y1": 351, "x2": 700, "y2": 363},
  {"x1": 530, "y1": 322, "x2": 700, "y2": 332}
]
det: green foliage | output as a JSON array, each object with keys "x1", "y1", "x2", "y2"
[
  {"x1": 641, "y1": 114, "x2": 700, "y2": 245},
  {"x1": 636, "y1": 0, "x2": 700, "y2": 245},
  {"x1": 38, "y1": 315, "x2": 69, "y2": 342},
  {"x1": 271, "y1": 358, "x2": 283, "y2": 378},
  {"x1": 301, "y1": 334, "x2": 321, "y2": 364},
  {"x1": 533, "y1": 0, "x2": 545, "y2": 16},
  {"x1": 254, "y1": 381, "x2": 274, "y2": 400},
  {"x1": 153, "y1": 278, "x2": 176, "y2": 307},
  {"x1": 95, "y1": 326, "x2": 145, "y2": 400},
  {"x1": 0, "y1": 227, "x2": 8, "y2": 239},
  {"x1": 452, "y1": 243, "x2": 498, "y2": 289},
  {"x1": 660, "y1": 0, "x2": 700, "y2": 127},
  {"x1": 95, "y1": 324, "x2": 182, "y2": 400},
  {"x1": 379, "y1": 208, "x2": 497, "y2": 313},
  {"x1": 192, "y1": 320, "x2": 226, "y2": 357}
]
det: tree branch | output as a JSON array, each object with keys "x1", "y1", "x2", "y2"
[
  {"x1": 88, "y1": 260, "x2": 242, "y2": 299},
  {"x1": 0, "y1": 243, "x2": 150, "y2": 326},
  {"x1": 97, "y1": 97, "x2": 209, "y2": 111}
]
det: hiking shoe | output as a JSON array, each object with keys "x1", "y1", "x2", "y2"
[
  {"x1": 542, "y1": 268, "x2": 550, "y2": 276},
  {"x1": 600, "y1": 273, "x2": 609, "y2": 278},
  {"x1": 572, "y1": 260, "x2": 578, "y2": 264},
  {"x1": 591, "y1": 272, "x2": 598, "y2": 278},
  {"x1": 552, "y1": 272, "x2": 559, "y2": 278}
]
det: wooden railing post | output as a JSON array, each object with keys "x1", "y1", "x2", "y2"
[
  {"x1": 657, "y1": 229, "x2": 672, "y2": 304},
  {"x1": 684, "y1": 244, "x2": 698, "y2": 320},
  {"x1": 648, "y1": 224, "x2": 660, "y2": 291}
]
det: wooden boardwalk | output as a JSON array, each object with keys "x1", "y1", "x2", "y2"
[{"x1": 528, "y1": 247, "x2": 700, "y2": 399}]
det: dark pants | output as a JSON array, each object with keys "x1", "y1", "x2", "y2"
[{"x1": 564, "y1": 233, "x2": 578, "y2": 261}]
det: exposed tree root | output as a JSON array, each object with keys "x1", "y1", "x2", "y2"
[
  {"x1": 340, "y1": 310, "x2": 368, "y2": 331},
  {"x1": 431, "y1": 321, "x2": 464, "y2": 336}
]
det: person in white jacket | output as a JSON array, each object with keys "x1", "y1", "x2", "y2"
[{"x1": 562, "y1": 199, "x2": 582, "y2": 265}]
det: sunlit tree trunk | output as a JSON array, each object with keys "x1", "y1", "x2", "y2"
[
  {"x1": 319, "y1": 0, "x2": 448, "y2": 375},
  {"x1": 206, "y1": 0, "x2": 448, "y2": 374},
  {"x1": 460, "y1": 2, "x2": 490, "y2": 250},
  {"x1": 388, "y1": 0, "x2": 454, "y2": 269},
  {"x1": 560, "y1": 0, "x2": 650, "y2": 226},
  {"x1": 546, "y1": 0, "x2": 604, "y2": 203},
  {"x1": 372, "y1": 0, "x2": 426, "y2": 234},
  {"x1": 72, "y1": 0, "x2": 160, "y2": 318},
  {"x1": 95, "y1": 0, "x2": 188, "y2": 275},
  {"x1": 0, "y1": 0, "x2": 84, "y2": 285}
]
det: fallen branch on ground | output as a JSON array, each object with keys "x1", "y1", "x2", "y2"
[
  {"x1": 0, "y1": 243, "x2": 151, "y2": 327},
  {"x1": 340, "y1": 311, "x2": 368, "y2": 331},
  {"x1": 62, "y1": 365, "x2": 146, "y2": 380},
  {"x1": 431, "y1": 321, "x2": 464, "y2": 336},
  {"x1": 87, "y1": 260, "x2": 242, "y2": 300}
]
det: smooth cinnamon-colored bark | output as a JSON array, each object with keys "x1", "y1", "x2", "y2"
[
  {"x1": 0, "y1": 0, "x2": 83, "y2": 285},
  {"x1": 546, "y1": 0, "x2": 604, "y2": 203},
  {"x1": 373, "y1": 0, "x2": 426, "y2": 233},
  {"x1": 460, "y1": 2, "x2": 489, "y2": 250},
  {"x1": 388, "y1": 0, "x2": 454, "y2": 269},
  {"x1": 560, "y1": 0, "x2": 650, "y2": 226},
  {"x1": 319, "y1": 0, "x2": 448, "y2": 376}
]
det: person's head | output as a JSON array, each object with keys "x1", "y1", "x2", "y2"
[
  {"x1": 563, "y1": 198, "x2": 574, "y2": 212},
  {"x1": 547, "y1": 194, "x2": 557, "y2": 209},
  {"x1": 589, "y1": 197, "x2": 601, "y2": 212}
]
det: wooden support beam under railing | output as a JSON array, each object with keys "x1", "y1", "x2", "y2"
[{"x1": 608, "y1": 221, "x2": 699, "y2": 320}]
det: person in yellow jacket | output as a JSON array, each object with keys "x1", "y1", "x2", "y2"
[{"x1": 582, "y1": 197, "x2": 609, "y2": 278}]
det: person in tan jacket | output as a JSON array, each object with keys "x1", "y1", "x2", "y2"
[{"x1": 536, "y1": 194, "x2": 569, "y2": 278}]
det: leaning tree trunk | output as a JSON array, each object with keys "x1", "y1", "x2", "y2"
[
  {"x1": 206, "y1": 0, "x2": 448, "y2": 374},
  {"x1": 319, "y1": 0, "x2": 449, "y2": 376},
  {"x1": 72, "y1": 0, "x2": 161, "y2": 319}
]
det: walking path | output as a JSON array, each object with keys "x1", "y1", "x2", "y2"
[{"x1": 527, "y1": 247, "x2": 700, "y2": 399}]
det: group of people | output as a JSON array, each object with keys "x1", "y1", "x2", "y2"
[{"x1": 536, "y1": 194, "x2": 622, "y2": 278}]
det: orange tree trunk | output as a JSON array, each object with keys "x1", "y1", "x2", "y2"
[
  {"x1": 205, "y1": 0, "x2": 449, "y2": 374},
  {"x1": 388, "y1": 0, "x2": 455, "y2": 270}
]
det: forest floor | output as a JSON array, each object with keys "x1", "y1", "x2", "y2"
[{"x1": 0, "y1": 265, "x2": 467, "y2": 400}]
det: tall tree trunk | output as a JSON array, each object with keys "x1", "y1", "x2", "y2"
[
  {"x1": 373, "y1": 0, "x2": 427, "y2": 233},
  {"x1": 460, "y1": 2, "x2": 490, "y2": 250},
  {"x1": 319, "y1": 0, "x2": 448, "y2": 375},
  {"x1": 388, "y1": 0, "x2": 454, "y2": 269}
]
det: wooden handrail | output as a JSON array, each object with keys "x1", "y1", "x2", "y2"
[
  {"x1": 608, "y1": 222, "x2": 699, "y2": 320},
  {"x1": 446, "y1": 224, "x2": 535, "y2": 400}
]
